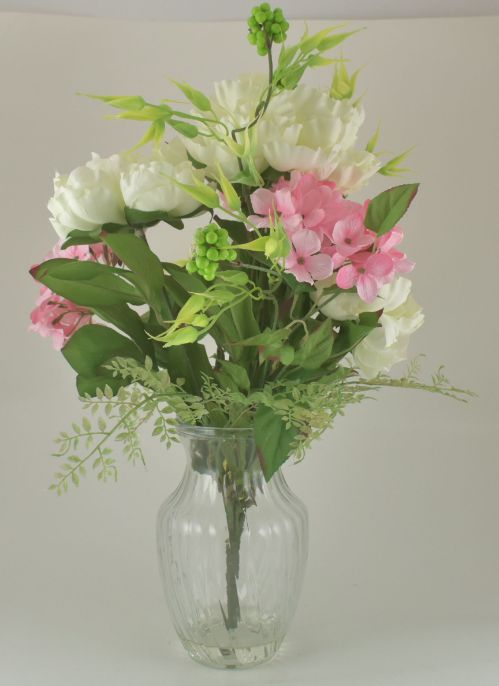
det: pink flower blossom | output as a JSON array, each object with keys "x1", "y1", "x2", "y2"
[
  {"x1": 332, "y1": 213, "x2": 375, "y2": 257},
  {"x1": 29, "y1": 240, "x2": 116, "y2": 349},
  {"x1": 285, "y1": 229, "x2": 334, "y2": 285},
  {"x1": 377, "y1": 227, "x2": 415, "y2": 275},
  {"x1": 250, "y1": 171, "x2": 359, "y2": 238},
  {"x1": 336, "y1": 251, "x2": 394, "y2": 303},
  {"x1": 29, "y1": 287, "x2": 92, "y2": 350}
]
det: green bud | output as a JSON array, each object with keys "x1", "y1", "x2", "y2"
[
  {"x1": 220, "y1": 249, "x2": 230, "y2": 261},
  {"x1": 192, "y1": 314, "x2": 209, "y2": 328},
  {"x1": 255, "y1": 10, "x2": 266, "y2": 23},
  {"x1": 206, "y1": 247, "x2": 219, "y2": 261},
  {"x1": 281, "y1": 20, "x2": 289, "y2": 30},
  {"x1": 251, "y1": 6, "x2": 260, "y2": 17},
  {"x1": 195, "y1": 229, "x2": 206, "y2": 244},
  {"x1": 273, "y1": 32, "x2": 284, "y2": 43},
  {"x1": 204, "y1": 272, "x2": 216, "y2": 282},
  {"x1": 256, "y1": 31, "x2": 266, "y2": 46},
  {"x1": 205, "y1": 230, "x2": 218, "y2": 244},
  {"x1": 215, "y1": 238, "x2": 228, "y2": 249},
  {"x1": 247, "y1": 16, "x2": 258, "y2": 28},
  {"x1": 257, "y1": 45, "x2": 268, "y2": 56},
  {"x1": 186, "y1": 260, "x2": 197, "y2": 274},
  {"x1": 247, "y1": 32, "x2": 257, "y2": 45},
  {"x1": 228, "y1": 249, "x2": 238, "y2": 261},
  {"x1": 271, "y1": 23, "x2": 281, "y2": 34},
  {"x1": 264, "y1": 20, "x2": 272, "y2": 32},
  {"x1": 260, "y1": 2, "x2": 271, "y2": 11},
  {"x1": 197, "y1": 245, "x2": 207, "y2": 256}
]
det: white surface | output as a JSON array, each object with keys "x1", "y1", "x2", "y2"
[
  {"x1": 2, "y1": 0, "x2": 499, "y2": 20},
  {"x1": 1, "y1": 11, "x2": 499, "y2": 685}
]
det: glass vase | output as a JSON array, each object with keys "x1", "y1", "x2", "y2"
[{"x1": 156, "y1": 425, "x2": 308, "y2": 669}]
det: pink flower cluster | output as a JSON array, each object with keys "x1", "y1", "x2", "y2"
[
  {"x1": 29, "y1": 242, "x2": 113, "y2": 350},
  {"x1": 250, "y1": 171, "x2": 414, "y2": 302}
]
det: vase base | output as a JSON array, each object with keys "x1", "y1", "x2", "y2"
[{"x1": 179, "y1": 616, "x2": 283, "y2": 669}]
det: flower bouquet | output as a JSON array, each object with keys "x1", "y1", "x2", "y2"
[{"x1": 30, "y1": 6, "x2": 470, "y2": 669}]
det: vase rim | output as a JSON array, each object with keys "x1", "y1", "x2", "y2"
[{"x1": 177, "y1": 423, "x2": 254, "y2": 439}]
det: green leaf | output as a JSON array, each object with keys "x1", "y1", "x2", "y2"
[
  {"x1": 332, "y1": 311, "x2": 381, "y2": 360},
  {"x1": 294, "y1": 320, "x2": 334, "y2": 369},
  {"x1": 172, "y1": 81, "x2": 212, "y2": 112},
  {"x1": 124, "y1": 206, "x2": 183, "y2": 230},
  {"x1": 103, "y1": 233, "x2": 167, "y2": 315},
  {"x1": 232, "y1": 236, "x2": 269, "y2": 252},
  {"x1": 60, "y1": 230, "x2": 102, "y2": 249},
  {"x1": 254, "y1": 405, "x2": 297, "y2": 481},
  {"x1": 76, "y1": 374, "x2": 127, "y2": 397},
  {"x1": 378, "y1": 147, "x2": 414, "y2": 177},
  {"x1": 364, "y1": 183, "x2": 420, "y2": 237},
  {"x1": 169, "y1": 120, "x2": 199, "y2": 138},
  {"x1": 163, "y1": 262, "x2": 206, "y2": 294},
  {"x1": 217, "y1": 361, "x2": 250, "y2": 392},
  {"x1": 171, "y1": 177, "x2": 219, "y2": 209},
  {"x1": 93, "y1": 303, "x2": 154, "y2": 358},
  {"x1": 215, "y1": 163, "x2": 241, "y2": 211},
  {"x1": 31, "y1": 259, "x2": 144, "y2": 307},
  {"x1": 62, "y1": 324, "x2": 144, "y2": 378}
]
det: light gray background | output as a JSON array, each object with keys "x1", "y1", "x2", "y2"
[
  {"x1": 1, "y1": 10, "x2": 498, "y2": 685},
  {"x1": 3, "y1": 0, "x2": 499, "y2": 20}
]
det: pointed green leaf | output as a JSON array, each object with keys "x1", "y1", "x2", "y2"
[{"x1": 364, "y1": 183, "x2": 420, "y2": 236}]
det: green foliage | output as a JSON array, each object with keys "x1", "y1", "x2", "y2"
[
  {"x1": 186, "y1": 223, "x2": 236, "y2": 281},
  {"x1": 364, "y1": 183, "x2": 420, "y2": 236},
  {"x1": 31, "y1": 259, "x2": 145, "y2": 307}
]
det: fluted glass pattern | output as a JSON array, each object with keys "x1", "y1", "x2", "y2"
[{"x1": 157, "y1": 425, "x2": 308, "y2": 669}]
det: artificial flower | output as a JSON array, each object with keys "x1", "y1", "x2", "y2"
[
  {"x1": 48, "y1": 153, "x2": 126, "y2": 240},
  {"x1": 285, "y1": 229, "x2": 333, "y2": 284},
  {"x1": 120, "y1": 138, "x2": 204, "y2": 216}
]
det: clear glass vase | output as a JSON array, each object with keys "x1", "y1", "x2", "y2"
[{"x1": 157, "y1": 425, "x2": 308, "y2": 669}]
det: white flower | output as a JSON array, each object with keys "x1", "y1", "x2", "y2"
[
  {"x1": 48, "y1": 153, "x2": 126, "y2": 240},
  {"x1": 263, "y1": 85, "x2": 380, "y2": 191},
  {"x1": 183, "y1": 73, "x2": 300, "y2": 179},
  {"x1": 120, "y1": 138, "x2": 203, "y2": 216},
  {"x1": 328, "y1": 148, "x2": 381, "y2": 195},
  {"x1": 352, "y1": 278, "x2": 424, "y2": 379},
  {"x1": 315, "y1": 277, "x2": 424, "y2": 378}
]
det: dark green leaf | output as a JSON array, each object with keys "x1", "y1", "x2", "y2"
[
  {"x1": 62, "y1": 324, "x2": 143, "y2": 378},
  {"x1": 254, "y1": 405, "x2": 298, "y2": 481},
  {"x1": 217, "y1": 361, "x2": 250, "y2": 392},
  {"x1": 104, "y1": 233, "x2": 166, "y2": 315},
  {"x1": 31, "y1": 259, "x2": 144, "y2": 307},
  {"x1": 294, "y1": 320, "x2": 333, "y2": 369},
  {"x1": 124, "y1": 206, "x2": 184, "y2": 230},
  {"x1": 332, "y1": 311, "x2": 381, "y2": 360},
  {"x1": 364, "y1": 183, "x2": 419, "y2": 236}
]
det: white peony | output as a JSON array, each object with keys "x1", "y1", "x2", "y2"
[
  {"x1": 316, "y1": 277, "x2": 424, "y2": 378},
  {"x1": 352, "y1": 278, "x2": 424, "y2": 379},
  {"x1": 120, "y1": 138, "x2": 203, "y2": 216},
  {"x1": 48, "y1": 153, "x2": 126, "y2": 239},
  {"x1": 183, "y1": 75, "x2": 380, "y2": 192},
  {"x1": 263, "y1": 84, "x2": 369, "y2": 180},
  {"x1": 184, "y1": 73, "x2": 297, "y2": 179},
  {"x1": 328, "y1": 148, "x2": 381, "y2": 195}
]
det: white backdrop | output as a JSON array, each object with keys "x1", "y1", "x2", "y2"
[{"x1": 1, "y1": 11, "x2": 499, "y2": 686}]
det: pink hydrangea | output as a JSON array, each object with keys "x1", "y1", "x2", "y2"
[
  {"x1": 30, "y1": 288, "x2": 92, "y2": 350},
  {"x1": 29, "y1": 240, "x2": 115, "y2": 349},
  {"x1": 250, "y1": 171, "x2": 414, "y2": 303}
]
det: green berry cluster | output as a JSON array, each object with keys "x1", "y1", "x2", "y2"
[
  {"x1": 186, "y1": 223, "x2": 237, "y2": 281},
  {"x1": 247, "y1": 4, "x2": 289, "y2": 55}
]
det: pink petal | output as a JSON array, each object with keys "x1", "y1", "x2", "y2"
[
  {"x1": 336, "y1": 264, "x2": 357, "y2": 290},
  {"x1": 366, "y1": 252, "x2": 394, "y2": 278},
  {"x1": 247, "y1": 214, "x2": 271, "y2": 229},
  {"x1": 286, "y1": 262, "x2": 314, "y2": 285},
  {"x1": 304, "y1": 208, "x2": 325, "y2": 229},
  {"x1": 283, "y1": 214, "x2": 303, "y2": 234},
  {"x1": 291, "y1": 229, "x2": 321, "y2": 257},
  {"x1": 357, "y1": 274, "x2": 379, "y2": 303},
  {"x1": 274, "y1": 188, "x2": 296, "y2": 216},
  {"x1": 378, "y1": 226, "x2": 404, "y2": 252},
  {"x1": 250, "y1": 188, "x2": 274, "y2": 216},
  {"x1": 306, "y1": 253, "x2": 333, "y2": 281}
]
